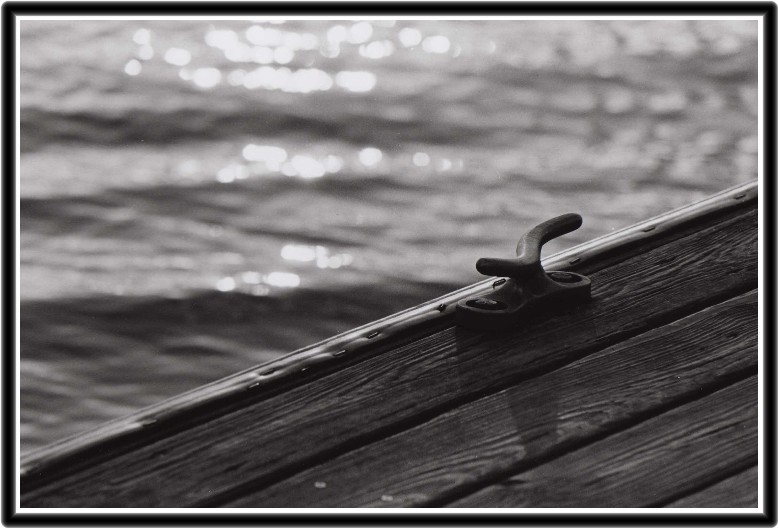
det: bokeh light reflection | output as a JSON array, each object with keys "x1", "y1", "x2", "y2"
[
  {"x1": 281, "y1": 244, "x2": 354, "y2": 269},
  {"x1": 164, "y1": 48, "x2": 192, "y2": 66},
  {"x1": 422, "y1": 35, "x2": 451, "y2": 54},
  {"x1": 205, "y1": 29, "x2": 240, "y2": 49},
  {"x1": 347, "y1": 22, "x2": 373, "y2": 44},
  {"x1": 335, "y1": 71, "x2": 377, "y2": 92},
  {"x1": 265, "y1": 271, "x2": 301, "y2": 288},
  {"x1": 124, "y1": 59, "x2": 142, "y2": 76},
  {"x1": 398, "y1": 27, "x2": 422, "y2": 47},
  {"x1": 358, "y1": 147, "x2": 383, "y2": 167},
  {"x1": 137, "y1": 45, "x2": 154, "y2": 60},
  {"x1": 132, "y1": 28, "x2": 151, "y2": 45},
  {"x1": 192, "y1": 67, "x2": 222, "y2": 89}
]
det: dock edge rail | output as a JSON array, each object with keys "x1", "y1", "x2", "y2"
[{"x1": 19, "y1": 180, "x2": 759, "y2": 481}]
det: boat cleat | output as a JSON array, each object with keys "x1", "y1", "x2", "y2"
[{"x1": 456, "y1": 213, "x2": 591, "y2": 331}]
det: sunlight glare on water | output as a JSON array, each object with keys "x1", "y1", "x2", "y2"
[{"x1": 20, "y1": 19, "x2": 757, "y2": 453}]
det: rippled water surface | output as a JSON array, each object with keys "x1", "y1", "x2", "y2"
[{"x1": 20, "y1": 19, "x2": 757, "y2": 453}]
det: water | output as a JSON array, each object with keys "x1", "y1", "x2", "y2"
[{"x1": 20, "y1": 19, "x2": 757, "y2": 454}]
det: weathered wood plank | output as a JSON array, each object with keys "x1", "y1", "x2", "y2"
[
  {"x1": 22, "y1": 208, "x2": 757, "y2": 507},
  {"x1": 226, "y1": 291, "x2": 756, "y2": 507},
  {"x1": 449, "y1": 376, "x2": 757, "y2": 508},
  {"x1": 665, "y1": 466, "x2": 758, "y2": 508}
]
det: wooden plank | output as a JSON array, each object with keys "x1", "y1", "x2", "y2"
[
  {"x1": 22, "y1": 208, "x2": 757, "y2": 507},
  {"x1": 449, "y1": 376, "x2": 757, "y2": 508},
  {"x1": 226, "y1": 291, "x2": 757, "y2": 507},
  {"x1": 665, "y1": 466, "x2": 758, "y2": 508}
]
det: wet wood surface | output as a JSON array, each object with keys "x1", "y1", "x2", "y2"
[
  {"x1": 22, "y1": 204, "x2": 758, "y2": 508},
  {"x1": 449, "y1": 376, "x2": 757, "y2": 508},
  {"x1": 227, "y1": 291, "x2": 756, "y2": 507},
  {"x1": 665, "y1": 466, "x2": 758, "y2": 508}
]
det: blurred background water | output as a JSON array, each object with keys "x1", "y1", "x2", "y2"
[{"x1": 20, "y1": 18, "x2": 757, "y2": 454}]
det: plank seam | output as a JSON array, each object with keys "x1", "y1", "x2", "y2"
[
  {"x1": 425, "y1": 369, "x2": 757, "y2": 508},
  {"x1": 649, "y1": 464, "x2": 759, "y2": 508}
]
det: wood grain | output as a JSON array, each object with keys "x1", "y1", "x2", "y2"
[
  {"x1": 665, "y1": 466, "x2": 758, "y2": 508},
  {"x1": 226, "y1": 291, "x2": 756, "y2": 507},
  {"x1": 449, "y1": 376, "x2": 757, "y2": 508},
  {"x1": 22, "y1": 208, "x2": 757, "y2": 507}
]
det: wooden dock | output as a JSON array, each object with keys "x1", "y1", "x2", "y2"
[{"x1": 20, "y1": 181, "x2": 759, "y2": 509}]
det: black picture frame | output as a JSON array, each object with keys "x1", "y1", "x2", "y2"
[{"x1": 3, "y1": 1, "x2": 775, "y2": 525}]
